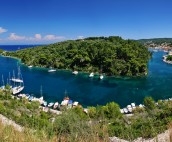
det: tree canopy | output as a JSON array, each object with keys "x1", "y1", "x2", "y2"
[{"x1": 3, "y1": 36, "x2": 151, "y2": 76}]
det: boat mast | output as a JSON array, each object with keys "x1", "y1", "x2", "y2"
[
  {"x1": 40, "y1": 85, "x2": 43, "y2": 96},
  {"x1": 18, "y1": 66, "x2": 21, "y2": 79},
  {"x1": 2, "y1": 75, "x2": 4, "y2": 86},
  {"x1": 9, "y1": 72, "x2": 11, "y2": 85},
  {"x1": 13, "y1": 70, "x2": 16, "y2": 86}
]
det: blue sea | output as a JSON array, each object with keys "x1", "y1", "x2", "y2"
[
  {"x1": 0, "y1": 45, "x2": 172, "y2": 108},
  {"x1": 0, "y1": 45, "x2": 42, "y2": 51}
]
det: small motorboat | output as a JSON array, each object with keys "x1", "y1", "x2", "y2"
[
  {"x1": 99, "y1": 75, "x2": 104, "y2": 80},
  {"x1": 89, "y1": 72, "x2": 94, "y2": 78},
  {"x1": 43, "y1": 101, "x2": 48, "y2": 107},
  {"x1": 53, "y1": 102, "x2": 59, "y2": 109},
  {"x1": 48, "y1": 102, "x2": 54, "y2": 107},
  {"x1": 72, "y1": 71, "x2": 78, "y2": 75},
  {"x1": 48, "y1": 69, "x2": 56, "y2": 72},
  {"x1": 28, "y1": 65, "x2": 33, "y2": 68}
]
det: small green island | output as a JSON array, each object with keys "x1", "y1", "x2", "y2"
[
  {"x1": 166, "y1": 55, "x2": 172, "y2": 61},
  {"x1": 2, "y1": 36, "x2": 151, "y2": 76}
]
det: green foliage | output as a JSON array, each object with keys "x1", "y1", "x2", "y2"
[
  {"x1": 53, "y1": 110, "x2": 98, "y2": 142},
  {"x1": 72, "y1": 106, "x2": 88, "y2": 120},
  {"x1": 167, "y1": 55, "x2": 172, "y2": 61},
  {"x1": 102, "y1": 102, "x2": 121, "y2": 119},
  {"x1": 143, "y1": 97, "x2": 156, "y2": 110},
  {"x1": 0, "y1": 49, "x2": 4, "y2": 54},
  {"x1": 4, "y1": 36, "x2": 151, "y2": 76},
  {"x1": 88, "y1": 106, "x2": 97, "y2": 118},
  {"x1": 2, "y1": 89, "x2": 172, "y2": 141}
]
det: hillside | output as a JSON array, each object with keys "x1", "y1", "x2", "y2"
[
  {"x1": 137, "y1": 38, "x2": 172, "y2": 47},
  {"x1": 1, "y1": 87, "x2": 172, "y2": 141},
  {"x1": 3, "y1": 36, "x2": 151, "y2": 76}
]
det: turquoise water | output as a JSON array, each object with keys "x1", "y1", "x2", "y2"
[{"x1": 0, "y1": 51, "x2": 172, "y2": 107}]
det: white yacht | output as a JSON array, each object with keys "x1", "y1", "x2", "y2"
[
  {"x1": 11, "y1": 78, "x2": 23, "y2": 83},
  {"x1": 48, "y1": 68, "x2": 56, "y2": 72},
  {"x1": 72, "y1": 71, "x2": 78, "y2": 75},
  {"x1": 11, "y1": 67, "x2": 23, "y2": 83},
  {"x1": 12, "y1": 86, "x2": 24, "y2": 95},
  {"x1": 89, "y1": 72, "x2": 94, "y2": 77},
  {"x1": 28, "y1": 65, "x2": 33, "y2": 68}
]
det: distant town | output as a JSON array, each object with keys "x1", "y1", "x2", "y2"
[{"x1": 138, "y1": 38, "x2": 172, "y2": 51}]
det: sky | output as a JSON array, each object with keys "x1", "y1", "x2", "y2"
[{"x1": 0, "y1": 0, "x2": 172, "y2": 44}]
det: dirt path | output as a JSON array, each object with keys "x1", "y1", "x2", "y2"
[{"x1": 0, "y1": 114, "x2": 23, "y2": 132}]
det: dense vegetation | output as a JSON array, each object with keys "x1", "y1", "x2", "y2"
[
  {"x1": 1, "y1": 87, "x2": 172, "y2": 141},
  {"x1": 167, "y1": 55, "x2": 172, "y2": 61},
  {"x1": 0, "y1": 49, "x2": 4, "y2": 54},
  {"x1": 3, "y1": 36, "x2": 151, "y2": 76}
]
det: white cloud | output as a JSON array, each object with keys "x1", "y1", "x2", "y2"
[
  {"x1": 35, "y1": 34, "x2": 42, "y2": 40},
  {"x1": 5, "y1": 33, "x2": 65, "y2": 43},
  {"x1": 77, "y1": 36, "x2": 84, "y2": 39},
  {"x1": 8, "y1": 33, "x2": 26, "y2": 40},
  {"x1": 44, "y1": 34, "x2": 64, "y2": 40},
  {"x1": 0, "y1": 27, "x2": 7, "y2": 34}
]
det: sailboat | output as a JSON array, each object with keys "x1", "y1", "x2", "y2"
[
  {"x1": 11, "y1": 66, "x2": 23, "y2": 83},
  {"x1": 12, "y1": 66, "x2": 24, "y2": 95},
  {"x1": 8, "y1": 72, "x2": 12, "y2": 88},
  {"x1": 0, "y1": 75, "x2": 5, "y2": 90},
  {"x1": 61, "y1": 90, "x2": 70, "y2": 106},
  {"x1": 12, "y1": 85, "x2": 24, "y2": 95},
  {"x1": 39, "y1": 85, "x2": 45, "y2": 105}
]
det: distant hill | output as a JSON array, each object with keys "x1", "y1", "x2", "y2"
[{"x1": 137, "y1": 38, "x2": 172, "y2": 45}]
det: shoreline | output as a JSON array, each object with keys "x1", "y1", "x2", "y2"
[
  {"x1": 162, "y1": 55, "x2": 172, "y2": 64},
  {"x1": 0, "y1": 54, "x2": 148, "y2": 79}
]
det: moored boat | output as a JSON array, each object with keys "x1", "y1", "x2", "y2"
[
  {"x1": 11, "y1": 78, "x2": 23, "y2": 83},
  {"x1": 11, "y1": 66, "x2": 23, "y2": 83},
  {"x1": 72, "y1": 71, "x2": 78, "y2": 75},
  {"x1": 12, "y1": 86, "x2": 24, "y2": 95},
  {"x1": 48, "y1": 102, "x2": 54, "y2": 107},
  {"x1": 53, "y1": 102, "x2": 59, "y2": 109},
  {"x1": 99, "y1": 74, "x2": 104, "y2": 80},
  {"x1": 73, "y1": 101, "x2": 79, "y2": 106},
  {"x1": 61, "y1": 96, "x2": 70, "y2": 106},
  {"x1": 43, "y1": 101, "x2": 47, "y2": 107},
  {"x1": 89, "y1": 72, "x2": 94, "y2": 77},
  {"x1": 0, "y1": 75, "x2": 5, "y2": 90},
  {"x1": 28, "y1": 95, "x2": 33, "y2": 101},
  {"x1": 48, "y1": 68, "x2": 56, "y2": 72},
  {"x1": 28, "y1": 65, "x2": 33, "y2": 68}
]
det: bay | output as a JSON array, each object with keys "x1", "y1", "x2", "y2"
[{"x1": 0, "y1": 46, "x2": 172, "y2": 108}]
